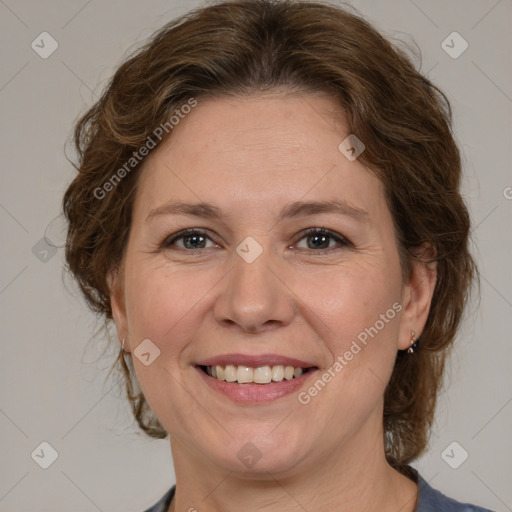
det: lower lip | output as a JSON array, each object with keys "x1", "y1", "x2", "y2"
[{"x1": 195, "y1": 366, "x2": 317, "y2": 403}]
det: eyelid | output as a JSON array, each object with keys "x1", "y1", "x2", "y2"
[
  {"x1": 296, "y1": 227, "x2": 352, "y2": 249},
  {"x1": 162, "y1": 228, "x2": 218, "y2": 249},
  {"x1": 161, "y1": 227, "x2": 352, "y2": 251}
]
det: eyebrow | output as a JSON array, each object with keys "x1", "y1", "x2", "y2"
[{"x1": 146, "y1": 199, "x2": 369, "y2": 223}]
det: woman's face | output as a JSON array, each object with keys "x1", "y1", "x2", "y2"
[{"x1": 110, "y1": 92, "x2": 433, "y2": 477}]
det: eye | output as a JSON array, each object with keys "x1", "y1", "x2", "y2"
[
  {"x1": 161, "y1": 229, "x2": 218, "y2": 250},
  {"x1": 161, "y1": 227, "x2": 352, "y2": 252},
  {"x1": 295, "y1": 227, "x2": 351, "y2": 251}
]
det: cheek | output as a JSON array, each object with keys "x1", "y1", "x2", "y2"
[
  {"x1": 123, "y1": 266, "x2": 212, "y2": 426},
  {"x1": 298, "y1": 261, "x2": 403, "y2": 416},
  {"x1": 295, "y1": 266, "x2": 402, "y2": 421},
  {"x1": 124, "y1": 264, "x2": 209, "y2": 356},
  {"x1": 299, "y1": 260, "x2": 403, "y2": 348}
]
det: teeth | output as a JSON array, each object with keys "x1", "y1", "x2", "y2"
[
  {"x1": 236, "y1": 366, "x2": 253, "y2": 383},
  {"x1": 205, "y1": 364, "x2": 309, "y2": 384},
  {"x1": 224, "y1": 364, "x2": 237, "y2": 382},
  {"x1": 253, "y1": 366, "x2": 272, "y2": 384},
  {"x1": 271, "y1": 365, "x2": 284, "y2": 381},
  {"x1": 284, "y1": 365, "x2": 295, "y2": 380}
]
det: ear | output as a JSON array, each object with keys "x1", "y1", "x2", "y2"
[
  {"x1": 107, "y1": 265, "x2": 129, "y2": 350},
  {"x1": 397, "y1": 245, "x2": 437, "y2": 350}
]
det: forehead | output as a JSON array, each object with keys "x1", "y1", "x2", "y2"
[{"x1": 133, "y1": 93, "x2": 387, "y2": 222}]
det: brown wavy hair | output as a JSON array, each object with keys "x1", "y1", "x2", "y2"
[{"x1": 62, "y1": 0, "x2": 477, "y2": 468}]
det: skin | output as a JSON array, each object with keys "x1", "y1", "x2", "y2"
[{"x1": 108, "y1": 92, "x2": 436, "y2": 512}]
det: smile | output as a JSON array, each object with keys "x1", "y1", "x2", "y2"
[
  {"x1": 200, "y1": 364, "x2": 315, "y2": 384},
  {"x1": 195, "y1": 364, "x2": 319, "y2": 403}
]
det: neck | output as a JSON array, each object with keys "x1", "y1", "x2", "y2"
[{"x1": 167, "y1": 414, "x2": 417, "y2": 512}]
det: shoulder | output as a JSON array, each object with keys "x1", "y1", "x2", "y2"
[
  {"x1": 142, "y1": 485, "x2": 175, "y2": 512},
  {"x1": 139, "y1": 478, "x2": 495, "y2": 512},
  {"x1": 416, "y1": 473, "x2": 495, "y2": 512}
]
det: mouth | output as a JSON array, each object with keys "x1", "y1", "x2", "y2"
[
  {"x1": 194, "y1": 355, "x2": 319, "y2": 403},
  {"x1": 197, "y1": 364, "x2": 317, "y2": 384}
]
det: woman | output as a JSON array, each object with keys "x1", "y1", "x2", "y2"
[{"x1": 62, "y1": 1, "x2": 494, "y2": 510}]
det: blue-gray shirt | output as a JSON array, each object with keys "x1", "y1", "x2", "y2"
[{"x1": 143, "y1": 472, "x2": 494, "y2": 512}]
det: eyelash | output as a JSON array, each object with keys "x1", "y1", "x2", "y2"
[{"x1": 161, "y1": 227, "x2": 352, "y2": 253}]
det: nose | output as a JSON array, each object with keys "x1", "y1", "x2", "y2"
[{"x1": 213, "y1": 244, "x2": 295, "y2": 334}]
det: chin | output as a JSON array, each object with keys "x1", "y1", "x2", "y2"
[{"x1": 207, "y1": 428, "x2": 312, "y2": 478}]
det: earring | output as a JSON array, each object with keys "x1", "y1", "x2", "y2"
[
  {"x1": 121, "y1": 338, "x2": 126, "y2": 353},
  {"x1": 407, "y1": 331, "x2": 418, "y2": 354}
]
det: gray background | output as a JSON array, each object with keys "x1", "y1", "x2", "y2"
[{"x1": 0, "y1": 0, "x2": 511, "y2": 510}]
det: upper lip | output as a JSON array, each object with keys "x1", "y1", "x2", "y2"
[{"x1": 196, "y1": 353, "x2": 317, "y2": 368}]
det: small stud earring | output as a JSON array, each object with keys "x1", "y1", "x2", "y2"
[{"x1": 407, "y1": 330, "x2": 418, "y2": 354}]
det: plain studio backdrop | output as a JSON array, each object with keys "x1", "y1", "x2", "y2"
[{"x1": 0, "y1": 1, "x2": 511, "y2": 511}]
